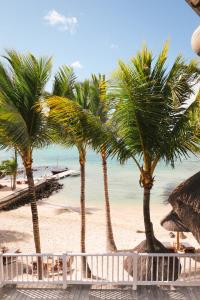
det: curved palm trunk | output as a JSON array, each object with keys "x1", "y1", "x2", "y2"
[
  {"x1": 24, "y1": 162, "x2": 42, "y2": 279},
  {"x1": 79, "y1": 147, "x2": 91, "y2": 278},
  {"x1": 101, "y1": 150, "x2": 117, "y2": 252}
]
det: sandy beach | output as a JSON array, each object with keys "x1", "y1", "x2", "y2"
[{"x1": 0, "y1": 193, "x2": 199, "y2": 253}]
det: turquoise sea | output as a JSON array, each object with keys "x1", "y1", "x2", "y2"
[{"x1": 0, "y1": 145, "x2": 200, "y2": 208}]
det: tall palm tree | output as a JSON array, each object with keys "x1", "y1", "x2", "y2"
[
  {"x1": 51, "y1": 68, "x2": 104, "y2": 276},
  {"x1": 47, "y1": 96, "x2": 104, "y2": 276},
  {"x1": 74, "y1": 81, "x2": 91, "y2": 271},
  {"x1": 110, "y1": 43, "x2": 200, "y2": 252},
  {"x1": 89, "y1": 74, "x2": 117, "y2": 251},
  {"x1": 0, "y1": 51, "x2": 52, "y2": 276}
]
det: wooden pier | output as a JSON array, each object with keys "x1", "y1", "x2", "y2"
[
  {"x1": 0, "y1": 179, "x2": 47, "y2": 209},
  {"x1": 0, "y1": 169, "x2": 79, "y2": 210}
]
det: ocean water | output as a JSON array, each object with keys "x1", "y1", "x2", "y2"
[{"x1": 0, "y1": 145, "x2": 200, "y2": 208}]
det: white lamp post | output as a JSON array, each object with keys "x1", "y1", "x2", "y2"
[{"x1": 191, "y1": 26, "x2": 200, "y2": 56}]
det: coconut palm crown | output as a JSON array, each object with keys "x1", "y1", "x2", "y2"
[
  {"x1": 110, "y1": 43, "x2": 200, "y2": 251},
  {"x1": 0, "y1": 50, "x2": 52, "y2": 259}
]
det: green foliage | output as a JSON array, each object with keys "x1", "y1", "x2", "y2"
[
  {"x1": 51, "y1": 67, "x2": 108, "y2": 151},
  {"x1": 89, "y1": 74, "x2": 108, "y2": 123},
  {"x1": 74, "y1": 80, "x2": 91, "y2": 110},
  {"x1": 0, "y1": 158, "x2": 17, "y2": 176},
  {"x1": 0, "y1": 50, "x2": 52, "y2": 156},
  {"x1": 53, "y1": 65, "x2": 76, "y2": 99},
  {"x1": 110, "y1": 42, "x2": 200, "y2": 171},
  {"x1": 0, "y1": 157, "x2": 18, "y2": 189},
  {"x1": 46, "y1": 96, "x2": 106, "y2": 150}
]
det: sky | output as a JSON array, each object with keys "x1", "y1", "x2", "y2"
[{"x1": 0, "y1": 0, "x2": 199, "y2": 89}]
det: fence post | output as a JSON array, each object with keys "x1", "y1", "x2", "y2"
[
  {"x1": 132, "y1": 253, "x2": 138, "y2": 291},
  {"x1": 0, "y1": 253, "x2": 4, "y2": 288},
  {"x1": 62, "y1": 253, "x2": 67, "y2": 289}
]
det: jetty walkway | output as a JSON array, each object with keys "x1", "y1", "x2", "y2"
[{"x1": 0, "y1": 169, "x2": 80, "y2": 209}]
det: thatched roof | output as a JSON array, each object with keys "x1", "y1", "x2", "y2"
[
  {"x1": 160, "y1": 210, "x2": 190, "y2": 232},
  {"x1": 124, "y1": 238, "x2": 180, "y2": 281},
  {"x1": 167, "y1": 171, "x2": 200, "y2": 244},
  {"x1": 168, "y1": 171, "x2": 200, "y2": 214},
  {"x1": 186, "y1": 0, "x2": 200, "y2": 16}
]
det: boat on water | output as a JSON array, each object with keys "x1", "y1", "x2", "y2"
[
  {"x1": 69, "y1": 170, "x2": 80, "y2": 177},
  {"x1": 51, "y1": 167, "x2": 68, "y2": 175}
]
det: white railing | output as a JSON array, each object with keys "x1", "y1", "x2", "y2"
[{"x1": 0, "y1": 252, "x2": 200, "y2": 289}]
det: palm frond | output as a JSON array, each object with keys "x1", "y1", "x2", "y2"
[
  {"x1": 45, "y1": 96, "x2": 107, "y2": 149},
  {"x1": 110, "y1": 43, "x2": 200, "y2": 171},
  {"x1": 53, "y1": 65, "x2": 76, "y2": 99},
  {"x1": 0, "y1": 50, "x2": 52, "y2": 153}
]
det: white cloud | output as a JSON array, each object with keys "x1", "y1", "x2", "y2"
[
  {"x1": 44, "y1": 10, "x2": 78, "y2": 34},
  {"x1": 110, "y1": 43, "x2": 119, "y2": 49},
  {"x1": 70, "y1": 61, "x2": 83, "y2": 69}
]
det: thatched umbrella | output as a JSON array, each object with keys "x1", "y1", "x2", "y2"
[
  {"x1": 123, "y1": 238, "x2": 180, "y2": 281},
  {"x1": 160, "y1": 210, "x2": 190, "y2": 250},
  {"x1": 167, "y1": 171, "x2": 200, "y2": 245}
]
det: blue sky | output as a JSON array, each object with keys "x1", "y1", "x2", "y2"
[{"x1": 0, "y1": 0, "x2": 199, "y2": 89}]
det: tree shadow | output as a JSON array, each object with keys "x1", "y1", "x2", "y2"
[
  {"x1": 0, "y1": 230, "x2": 31, "y2": 243},
  {"x1": 39, "y1": 201, "x2": 101, "y2": 215},
  {"x1": 57, "y1": 206, "x2": 100, "y2": 215}
]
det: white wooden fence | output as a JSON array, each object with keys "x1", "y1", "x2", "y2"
[{"x1": 0, "y1": 252, "x2": 200, "y2": 290}]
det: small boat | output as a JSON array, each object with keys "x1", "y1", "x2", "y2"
[
  {"x1": 51, "y1": 167, "x2": 68, "y2": 175},
  {"x1": 70, "y1": 170, "x2": 80, "y2": 177}
]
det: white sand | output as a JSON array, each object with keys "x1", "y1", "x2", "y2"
[{"x1": 0, "y1": 197, "x2": 199, "y2": 253}]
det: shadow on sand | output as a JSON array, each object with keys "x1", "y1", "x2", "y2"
[
  {"x1": 0, "y1": 230, "x2": 32, "y2": 243},
  {"x1": 38, "y1": 200, "x2": 101, "y2": 215}
]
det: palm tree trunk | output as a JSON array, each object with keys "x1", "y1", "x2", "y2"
[
  {"x1": 25, "y1": 164, "x2": 42, "y2": 279},
  {"x1": 12, "y1": 173, "x2": 16, "y2": 190},
  {"x1": 143, "y1": 185, "x2": 155, "y2": 252},
  {"x1": 10, "y1": 176, "x2": 13, "y2": 190},
  {"x1": 101, "y1": 150, "x2": 117, "y2": 252},
  {"x1": 12, "y1": 149, "x2": 17, "y2": 190},
  {"x1": 79, "y1": 148, "x2": 91, "y2": 278},
  {"x1": 80, "y1": 151, "x2": 86, "y2": 254}
]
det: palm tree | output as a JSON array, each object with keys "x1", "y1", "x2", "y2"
[
  {"x1": 89, "y1": 74, "x2": 117, "y2": 251},
  {"x1": 74, "y1": 81, "x2": 91, "y2": 268},
  {"x1": 50, "y1": 69, "x2": 104, "y2": 276},
  {"x1": 0, "y1": 155, "x2": 17, "y2": 190},
  {"x1": 47, "y1": 96, "x2": 104, "y2": 276},
  {"x1": 110, "y1": 43, "x2": 200, "y2": 252},
  {"x1": 0, "y1": 51, "x2": 52, "y2": 277}
]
